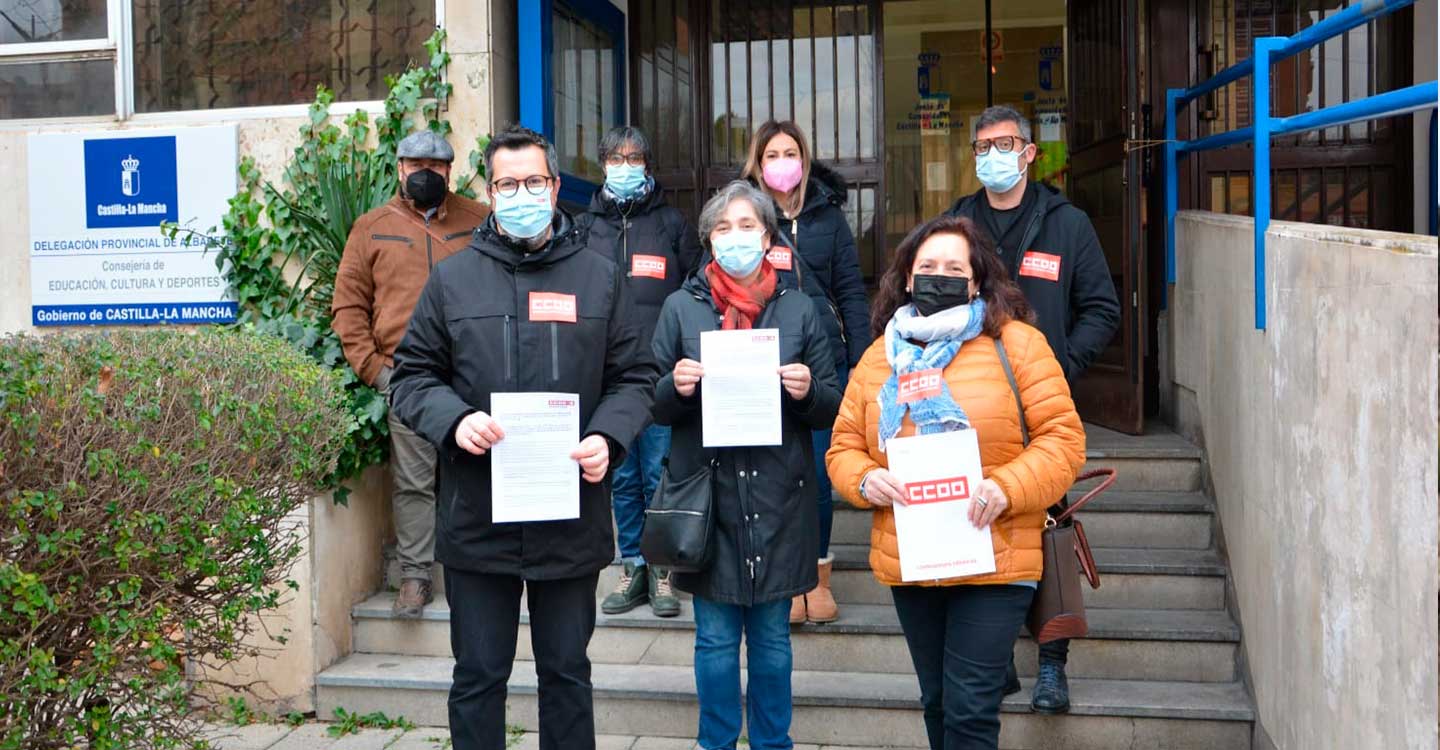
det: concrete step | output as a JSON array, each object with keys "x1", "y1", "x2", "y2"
[
  {"x1": 316, "y1": 654, "x2": 1253, "y2": 750},
  {"x1": 829, "y1": 491, "x2": 1215, "y2": 550},
  {"x1": 390, "y1": 545, "x2": 1230, "y2": 611},
  {"x1": 353, "y1": 595, "x2": 1240, "y2": 682},
  {"x1": 782, "y1": 545, "x2": 1227, "y2": 611}
]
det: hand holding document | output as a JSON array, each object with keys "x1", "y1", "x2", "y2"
[
  {"x1": 885, "y1": 430, "x2": 997, "y2": 582},
  {"x1": 700, "y1": 328, "x2": 782, "y2": 447},
  {"x1": 489, "y1": 392, "x2": 581, "y2": 523}
]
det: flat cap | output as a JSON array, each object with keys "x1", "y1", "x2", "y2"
[{"x1": 397, "y1": 130, "x2": 455, "y2": 162}]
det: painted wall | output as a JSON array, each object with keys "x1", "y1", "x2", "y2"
[{"x1": 1161, "y1": 211, "x2": 1438, "y2": 750}]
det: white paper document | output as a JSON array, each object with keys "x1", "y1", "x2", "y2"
[
  {"x1": 700, "y1": 328, "x2": 782, "y2": 447},
  {"x1": 489, "y1": 392, "x2": 581, "y2": 523},
  {"x1": 886, "y1": 430, "x2": 997, "y2": 582}
]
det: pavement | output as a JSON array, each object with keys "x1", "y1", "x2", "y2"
[{"x1": 200, "y1": 722, "x2": 895, "y2": 749}]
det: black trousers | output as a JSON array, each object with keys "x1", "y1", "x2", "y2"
[
  {"x1": 444, "y1": 567, "x2": 601, "y2": 750},
  {"x1": 892, "y1": 584, "x2": 1034, "y2": 750}
]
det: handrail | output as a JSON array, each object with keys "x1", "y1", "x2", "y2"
[{"x1": 1163, "y1": 0, "x2": 1437, "y2": 330}]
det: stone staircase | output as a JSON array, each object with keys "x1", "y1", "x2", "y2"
[{"x1": 317, "y1": 424, "x2": 1255, "y2": 749}]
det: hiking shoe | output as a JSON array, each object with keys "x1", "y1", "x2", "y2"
[
  {"x1": 393, "y1": 577, "x2": 434, "y2": 619},
  {"x1": 1030, "y1": 662, "x2": 1071, "y2": 714},
  {"x1": 649, "y1": 567, "x2": 681, "y2": 618},
  {"x1": 602, "y1": 562, "x2": 649, "y2": 615}
]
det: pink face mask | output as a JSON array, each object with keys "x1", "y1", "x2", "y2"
[{"x1": 762, "y1": 158, "x2": 805, "y2": 193}]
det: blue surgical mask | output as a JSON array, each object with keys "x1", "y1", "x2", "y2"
[
  {"x1": 712, "y1": 230, "x2": 767, "y2": 277},
  {"x1": 492, "y1": 189, "x2": 554, "y2": 240},
  {"x1": 605, "y1": 164, "x2": 649, "y2": 201},
  {"x1": 975, "y1": 148, "x2": 1027, "y2": 193}
]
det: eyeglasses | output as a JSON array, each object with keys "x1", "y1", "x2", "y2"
[
  {"x1": 971, "y1": 136, "x2": 1029, "y2": 155},
  {"x1": 604, "y1": 153, "x2": 647, "y2": 167},
  {"x1": 490, "y1": 175, "x2": 554, "y2": 197}
]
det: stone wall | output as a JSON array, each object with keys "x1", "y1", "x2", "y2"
[{"x1": 1161, "y1": 211, "x2": 1439, "y2": 750}]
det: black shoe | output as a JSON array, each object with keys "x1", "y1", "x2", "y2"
[
  {"x1": 1030, "y1": 662, "x2": 1071, "y2": 714},
  {"x1": 1003, "y1": 657, "x2": 1022, "y2": 697},
  {"x1": 648, "y1": 567, "x2": 681, "y2": 618},
  {"x1": 601, "y1": 562, "x2": 649, "y2": 614}
]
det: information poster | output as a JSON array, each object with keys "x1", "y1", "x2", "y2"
[{"x1": 27, "y1": 126, "x2": 239, "y2": 326}]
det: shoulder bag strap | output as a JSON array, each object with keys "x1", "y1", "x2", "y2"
[{"x1": 993, "y1": 337, "x2": 1030, "y2": 447}]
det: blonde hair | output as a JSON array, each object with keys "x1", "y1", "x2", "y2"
[{"x1": 741, "y1": 120, "x2": 812, "y2": 218}]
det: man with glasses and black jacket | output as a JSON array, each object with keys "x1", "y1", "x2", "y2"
[
  {"x1": 389, "y1": 125, "x2": 659, "y2": 750},
  {"x1": 945, "y1": 105, "x2": 1121, "y2": 715}
]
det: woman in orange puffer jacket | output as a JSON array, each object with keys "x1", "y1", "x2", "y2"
[{"x1": 825, "y1": 214, "x2": 1085, "y2": 750}]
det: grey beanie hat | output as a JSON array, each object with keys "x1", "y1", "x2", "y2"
[{"x1": 397, "y1": 130, "x2": 455, "y2": 162}]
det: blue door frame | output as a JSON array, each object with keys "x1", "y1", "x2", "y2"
[{"x1": 518, "y1": 0, "x2": 627, "y2": 206}]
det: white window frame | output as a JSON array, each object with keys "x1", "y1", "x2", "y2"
[{"x1": 0, "y1": 0, "x2": 445, "y2": 127}]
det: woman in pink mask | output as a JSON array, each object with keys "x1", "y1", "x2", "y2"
[{"x1": 741, "y1": 120, "x2": 872, "y2": 626}]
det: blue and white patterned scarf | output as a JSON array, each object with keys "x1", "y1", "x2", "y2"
[{"x1": 878, "y1": 300, "x2": 987, "y2": 450}]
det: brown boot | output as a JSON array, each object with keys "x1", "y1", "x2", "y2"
[
  {"x1": 393, "y1": 577, "x2": 434, "y2": 619},
  {"x1": 789, "y1": 594, "x2": 807, "y2": 624},
  {"x1": 805, "y1": 556, "x2": 839, "y2": 623}
]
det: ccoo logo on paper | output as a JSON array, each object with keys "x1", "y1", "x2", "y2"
[{"x1": 83, "y1": 136, "x2": 179, "y2": 229}]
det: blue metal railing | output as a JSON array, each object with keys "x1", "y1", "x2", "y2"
[{"x1": 1164, "y1": 0, "x2": 1438, "y2": 330}]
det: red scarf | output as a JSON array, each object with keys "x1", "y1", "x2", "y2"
[{"x1": 705, "y1": 260, "x2": 778, "y2": 330}]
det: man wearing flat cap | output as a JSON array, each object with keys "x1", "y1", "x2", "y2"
[{"x1": 332, "y1": 129, "x2": 490, "y2": 618}]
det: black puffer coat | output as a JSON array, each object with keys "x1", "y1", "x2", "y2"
[
  {"x1": 390, "y1": 211, "x2": 660, "y2": 579},
  {"x1": 650, "y1": 268, "x2": 841, "y2": 605},
  {"x1": 579, "y1": 182, "x2": 705, "y2": 348},
  {"x1": 749, "y1": 162, "x2": 873, "y2": 370}
]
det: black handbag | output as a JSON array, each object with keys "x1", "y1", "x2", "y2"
[{"x1": 639, "y1": 455, "x2": 718, "y2": 573}]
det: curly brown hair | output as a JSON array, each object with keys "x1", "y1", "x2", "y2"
[{"x1": 870, "y1": 214, "x2": 1035, "y2": 339}]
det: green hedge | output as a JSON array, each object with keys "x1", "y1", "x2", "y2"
[{"x1": 0, "y1": 329, "x2": 349, "y2": 750}]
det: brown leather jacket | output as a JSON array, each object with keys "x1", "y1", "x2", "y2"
[{"x1": 331, "y1": 192, "x2": 489, "y2": 386}]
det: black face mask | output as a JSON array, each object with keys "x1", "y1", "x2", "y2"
[
  {"x1": 404, "y1": 168, "x2": 448, "y2": 210},
  {"x1": 910, "y1": 274, "x2": 972, "y2": 317}
]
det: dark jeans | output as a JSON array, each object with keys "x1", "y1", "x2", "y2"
[
  {"x1": 811, "y1": 363, "x2": 850, "y2": 559},
  {"x1": 611, "y1": 423, "x2": 671, "y2": 563},
  {"x1": 444, "y1": 567, "x2": 600, "y2": 750},
  {"x1": 692, "y1": 596, "x2": 794, "y2": 750},
  {"x1": 892, "y1": 584, "x2": 1035, "y2": 750}
]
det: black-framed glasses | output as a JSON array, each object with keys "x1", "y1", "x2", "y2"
[
  {"x1": 490, "y1": 175, "x2": 554, "y2": 197},
  {"x1": 971, "y1": 136, "x2": 1029, "y2": 155},
  {"x1": 604, "y1": 152, "x2": 647, "y2": 168}
]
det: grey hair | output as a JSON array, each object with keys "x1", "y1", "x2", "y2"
[
  {"x1": 484, "y1": 124, "x2": 561, "y2": 179},
  {"x1": 698, "y1": 181, "x2": 783, "y2": 249},
  {"x1": 599, "y1": 126, "x2": 652, "y2": 168},
  {"x1": 974, "y1": 105, "x2": 1032, "y2": 142}
]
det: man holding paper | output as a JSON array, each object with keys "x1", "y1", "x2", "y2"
[
  {"x1": 389, "y1": 125, "x2": 658, "y2": 750},
  {"x1": 825, "y1": 214, "x2": 1084, "y2": 750}
]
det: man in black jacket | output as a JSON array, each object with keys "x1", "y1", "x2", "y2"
[
  {"x1": 946, "y1": 105, "x2": 1121, "y2": 715},
  {"x1": 579, "y1": 126, "x2": 704, "y2": 619},
  {"x1": 389, "y1": 125, "x2": 659, "y2": 750}
]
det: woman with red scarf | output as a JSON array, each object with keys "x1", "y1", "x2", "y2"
[{"x1": 650, "y1": 180, "x2": 842, "y2": 750}]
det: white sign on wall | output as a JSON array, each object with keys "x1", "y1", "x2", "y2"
[{"x1": 27, "y1": 126, "x2": 239, "y2": 327}]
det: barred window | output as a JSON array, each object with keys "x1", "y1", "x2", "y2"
[
  {"x1": 132, "y1": 0, "x2": 436, "y2": 113},
  {"x1": 0, "y1": 0, "x2": 439, "y2": 121}
]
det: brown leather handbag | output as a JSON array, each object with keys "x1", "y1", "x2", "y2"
[{"x1": 993, "y1": 338, "x2": 1117, "y2": 644}]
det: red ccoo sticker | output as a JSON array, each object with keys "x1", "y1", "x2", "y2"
[
  {"x1": 631, "y1": 254, "x2": 667, "y2": 279},
  {"x1": 766, "y1": 248, "x2": 793, "y2": 271},
  {"x1": 1019, "y1": 251, "x2": 1062, "y2": 282},
  {"x1": 897, "y1": 368, "x2": 945, "y2": 404},
  {"x1": 529, "y1": 292, "x2": 577, "y2": 323}
]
